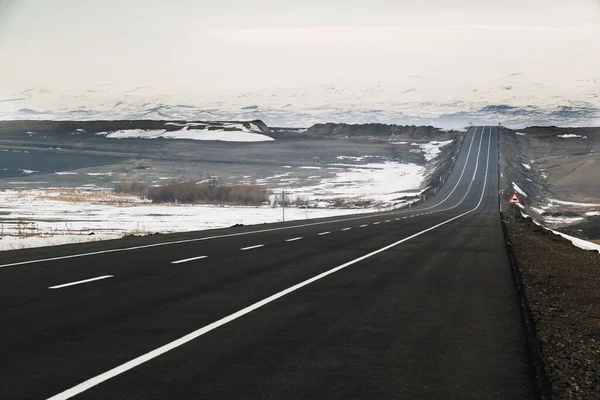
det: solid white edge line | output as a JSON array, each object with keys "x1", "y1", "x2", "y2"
[
  {"x1": 240, "y1": 244, "x2": 264, "y2": 251},
  {"x1": 46, "y1": 127, "x2": 494, "y2": 400},
  {"x1": 49, "y1": 275, "x2": 114, "y2": 290},
  {"x1": 285, "y1": 237, "x2": 303, "y2": 242},
  {"x1": 171, "y1": 256, "x2": 208, "y2": 264}
]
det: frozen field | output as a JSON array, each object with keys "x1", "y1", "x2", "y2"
[
  {"x1": 0, "y1": 124, "x2": 460, "y2": 250},
  {"x1": 0, "y1": 190, "x2": 362, "y2": 251}
]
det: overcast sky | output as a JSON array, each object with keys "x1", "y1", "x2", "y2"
[{"x1": 1, "y1": 0, "x2": 599, "y2": 97}]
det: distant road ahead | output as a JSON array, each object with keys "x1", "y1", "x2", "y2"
[{"x1": 0, "y1": 127, "x2": 535, "y2": 399}]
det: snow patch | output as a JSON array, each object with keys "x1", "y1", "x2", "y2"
[
  {"x1": 547, "y1": 199, "x2": 600, "y2": 207},
  {"x1": 557, "y1": 134, "x2": 585, "y2": 138},
  {"x1": 410, "y1": 140, "x2": 453, "y2": 161},
  {"x1": 512, "y1": 182, "x2": 528, "y2": 198},
  {"x1": 522, "y1": 163, "x2": 531, "y2": 170},
  {"x1": 550, "y1": 230, "x2": 600, "y2": 254},
  {"x1": 544, "y1": 216, "x2": 585, "y2": 224},
  {"x1": 96, "y1": 128, "x2": 273, "y2": 142},
  {"x1": 585, "y1": 211, "x2": 600, "y2": 216}
]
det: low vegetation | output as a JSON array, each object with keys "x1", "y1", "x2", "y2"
[{"x1": 116, "y1": 179, "x2": 269, "y2": 206}]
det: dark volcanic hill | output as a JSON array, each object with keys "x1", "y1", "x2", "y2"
[{"x1": 303, "y1": 123, "x2": 458, "y2": 140}]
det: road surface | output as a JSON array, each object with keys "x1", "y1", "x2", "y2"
[{"x1": 0, "y1": 126, "x2": 535, "y2": 399}]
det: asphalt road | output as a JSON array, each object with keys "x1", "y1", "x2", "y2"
[{"x1": 0, "y1": 126, "x2": 535, "y2": 399}]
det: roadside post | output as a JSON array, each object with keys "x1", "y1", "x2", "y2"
[{"x1": 508, "y1": 191, "x2": 521, "y2": 217}]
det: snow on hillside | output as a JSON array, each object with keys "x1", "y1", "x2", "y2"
[
  {"x1": 95, "y1": 124, "x2": 274, "y2": 142},
  {"x1": 411, "y1": 140, "x2": 453, "y2": 161}
]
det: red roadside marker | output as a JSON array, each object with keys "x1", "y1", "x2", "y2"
[{"x1": 508, "y1": 192, "x2": 521, "y2": 205}]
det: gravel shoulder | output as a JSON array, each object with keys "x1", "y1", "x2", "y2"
[{"x1": 503, "y1": 213, "x2": 600, "y2": 400}]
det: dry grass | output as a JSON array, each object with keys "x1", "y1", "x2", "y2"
[{"x1": 33, "y1": 189, "x2": 143, "y2": 205}]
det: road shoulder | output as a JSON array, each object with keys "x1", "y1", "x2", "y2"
[{"x1": 502, "y1": 214, "x2": 600, "y2": 400}]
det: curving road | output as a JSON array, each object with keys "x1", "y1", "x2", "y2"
[{"x1": 0, "y1": 126, "x2": 535, "y2": 399}]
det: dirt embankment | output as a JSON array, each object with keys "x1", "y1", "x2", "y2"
[
  {"x1": 500, "y1": 127, "x2": 600, "y2": 240},
  {"x1": 520, "y1": 127, "x2": 600, "y2": 203},
  {"x1": 503, "y1": 214, "x2": 600, "y2": 400}
]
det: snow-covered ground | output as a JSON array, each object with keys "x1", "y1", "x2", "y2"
[
  {"x1": 281, "y1": 162, "x2": 425, "y2": 207},
  {"x1": 0, "y1": 190, "x2": 361, "y2": 251}
]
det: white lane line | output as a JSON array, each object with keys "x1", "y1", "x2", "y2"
[
  {"x1": 286, "y1": 237, "x2": 303, "y2": 242},
  {"x1": 2, "y1": 127, "x2": 480, "y2": 271},
  {"x1": 359, "y1": 224, "x2": 368, "y2": 228},
  {"x1": 385, "y1": 220, "x2": 391, "y2": 223},
  {"x1": 47, "y1": 129, "x2": 495, "y2": 400},
  {"x1": 416, "y1": 125, "x2": 479, "y2": 212},
  {"x1": 318, "y1": 232, "x2": 331, "y2": 236},
  {"x1": 341, "y1": 228, "x2": 351, "y2": 231},
  {"x1": 49, "y1": 275, "x2": 114, "y2": 290},
  {"x1": 373, "y1": 222, "x2": 381, "y2": 225},
  {"x1": 241, "y1": 244, "x2": 264, "y2": 251},
  {"x1": 171, "y1": 256, "x2": 208, "y2": 264},
  {"x1": 395, "y1": 218, "x2": 400, "y2": 221}
]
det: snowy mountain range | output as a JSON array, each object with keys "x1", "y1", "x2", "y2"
[{"x1": 1, "y1": 77, "x2": 599, "y2": 128}]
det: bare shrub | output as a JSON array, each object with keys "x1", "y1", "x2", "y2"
[
  {"x1": 147, "y1": 180, "x2": 268, "y2": 206},
  {"x1": 114, "y1": 181, "x2": 149, "y2": 196}
]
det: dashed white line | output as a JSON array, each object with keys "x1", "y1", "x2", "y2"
[
  {"x1": 171, "y1": 256, "x2": 208, "y2": 264},
  {"x1": 373, "y1": 222, "x2": 381, "y2": 225},
  {"x1": 341, "y1": 228, "x2": 352, "y2": 231},
  {"x1": 241, "y1": 244, "x2": 265, "y2": 251},
  {"x1": 360, "y1": 224, "x2": 368, "y2": 228},
  {"x1": 286, "y1": 237, "x2": 303, "y2": 242},
  {"x1": 49, "y1": 275, "x2": 114, "y2": 290},
  {"x1": 318, "y1": 232, "x2": 331, "y2": 236},
  {"x1": 385, "y1": 220, "x2": 391, "y2": 223},
  {"x1": 395, "y1": 218, "x2": 400, "y2": 221}
]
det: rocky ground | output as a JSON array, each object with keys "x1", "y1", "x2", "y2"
[{"x1": 503, "y1": 214, "x2": 600, "y2": 400}]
